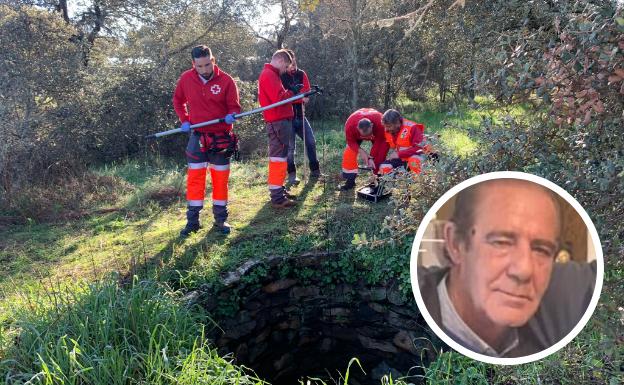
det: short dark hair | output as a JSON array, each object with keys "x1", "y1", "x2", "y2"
[
  {"x1": 450, "y1": 179, "x2": 562, "y2": 248},
  {"x1": 191, "y1": 45, "x2": 213, "y2": 60},
  {"x1": 272, "y1": 49, "x2": 293, "y2": 64},
  {"x1": 382, "y1": 109, "x2": 402, "y2": 125},
  {"x1": 357, "y1": 118, "x2": 372, "y2": 131}
]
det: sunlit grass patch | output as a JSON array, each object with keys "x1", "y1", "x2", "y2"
[{"x1": 438, "y1": 128, "x2": 478, "y2": 158}]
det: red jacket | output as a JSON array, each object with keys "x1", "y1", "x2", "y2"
[
  {"x1": 258, "y1": 64, "x2": 295, "y2": 122},
  {"x1": 385, "y1": 119, "x2": 425, "y2": 159},
  {"x1": 344, "y1": 108, "x2": 386, "y2": 152},
  {"x1": 173, "y1": 65, "x2": 241, "y2": 133}
]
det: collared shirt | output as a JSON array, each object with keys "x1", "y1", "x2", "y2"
[{"x1": 437, "y1": 274, "x2": 519, "y2": 357}]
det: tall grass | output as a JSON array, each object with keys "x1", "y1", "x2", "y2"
[
  {"x1": 0, "y1": 276, "x2": 265, "y2": 385},
  {"x1": 423, "y1": 351, "x2": 489, "y2": 385}
]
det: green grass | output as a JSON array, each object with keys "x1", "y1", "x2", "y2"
[
  {"x1": 0, "y1": 121, "x2": 394, "y2": 310},
  {"x1": 395, "y1": 94, "x2": 540, "y2": 158},
  {"x1": 0, "y1": 276, "x2": 266, "y2": 384},
  {"x1": 4, "y1": 112, "x2": 490, "y2": 301}
]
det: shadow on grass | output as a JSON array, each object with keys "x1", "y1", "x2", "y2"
[{"x1": 122, "y1": 173, "x2": 327, "y2": 286}]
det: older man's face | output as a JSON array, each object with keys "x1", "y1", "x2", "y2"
[{"x1": 453, "y1": 182, "x2": 560, "y2": 328}]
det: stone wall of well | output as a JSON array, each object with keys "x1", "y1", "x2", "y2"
[{"x1": 183, "y1": 252, "x2": 440, "y2": 383}]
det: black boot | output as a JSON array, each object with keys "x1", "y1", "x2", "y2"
[
  {"x1": 180, "y1": 206, "x2": 202, "y2": 238},
  {"x1": 338, "y1": 178, "x2": 356, "y2": 191},
  {"x1": 310, "y1": 164, "x2": 326, "y2": 180},
  {"x1": 286, "y1": 172, "x2": 300, "y2": 186},
  {"x1": 212, "y1": 205, "x2": 231, "y2": 235}
]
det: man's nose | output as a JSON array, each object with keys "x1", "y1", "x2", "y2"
[{"x1": 507, "y1": 241, "x2": 533, "y2": 283}]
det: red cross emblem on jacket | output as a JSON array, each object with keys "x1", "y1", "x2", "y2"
[{"x1": 210, "y1": 85, "x2": 221, "y2": 95}]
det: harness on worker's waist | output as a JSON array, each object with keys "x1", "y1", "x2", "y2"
[{"x1": 199, "y1": 131, "x2": 240, "y2": 160}]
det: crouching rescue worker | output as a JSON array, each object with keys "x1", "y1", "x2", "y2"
[
  {"x1": 379, "y1": 109, "x2": 426, "y2": 175},
  {"x1": 339, "y1": 108, "x2": 390, "y2": 191},
  {"x1": 173, "y1": 45, "x2": 241, "y2": 236},
  {"x1": 258, "y1": 49, "x2": 301, "y2": 208}
]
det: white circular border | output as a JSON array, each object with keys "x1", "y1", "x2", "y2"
[{"x1": 409, "y1": 171, "x2": 604, "y2": 365}]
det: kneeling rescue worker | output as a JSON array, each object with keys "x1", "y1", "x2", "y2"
[
  {"x1": 173, "y1": 45, "x2": 241, "y2": 237},
  {"x1": 379, "y1": 109, "x2": 427, "y2": 175},
  {"x1": 339, "y1": 108, "x2": 390, "y2": 191}
]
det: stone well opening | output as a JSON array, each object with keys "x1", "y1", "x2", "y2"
[{"x1": 189, "y1": 253, "x2": 438, "y2": 385}]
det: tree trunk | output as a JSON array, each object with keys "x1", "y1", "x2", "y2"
[
  {"x1": 468, "y1": 39, "x2": 477, "y2": 103},
  {"x1": 56, "y1": 0, "x2": 70, "y2": 23},
  {"x1": 439, "y1": 82, "x2": 443, "y2": 104},
  {"x1": 349, "y1": 0, "x2": 366, "y2": 110},
  {"x1": 78, "y1": 2, "x2": 105, "y2": 66},
  {"x1": 439, "y1": 58, "x2": 446, "y2": 105},
  {"x1": 350, "y1": 40, "x2": 359, "y2": 109},
  {"x1": 383, "y1": 58, "x2": 396, "y2": 110},
  {"x1": 275, "y1": 0, "x2": 291, "y2": 49}
]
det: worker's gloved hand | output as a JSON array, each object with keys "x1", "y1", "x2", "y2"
[
  {"x1": 289, "y1": 84, "x2": 304, "y2": 94},
  {"x1": 180, "y1": 121, "x2": 191, "y2": 133},
  {"x1": 224, "y1": 114, "x2": 236, "y2": 124}
]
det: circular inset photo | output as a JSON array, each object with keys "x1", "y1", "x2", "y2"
[{"x1": 410, "y1": 171, "x2": 603, "y2": 365}]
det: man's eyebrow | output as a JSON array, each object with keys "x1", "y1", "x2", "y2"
[
  {"x1": 485, "y1": 231, "x2": 517, "y2": 241},
  {"x1": 485, "y1": 232, "x2": 559, "y2": 252}
]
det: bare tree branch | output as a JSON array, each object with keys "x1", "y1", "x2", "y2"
[{"x1": 363, "y1": 0, "x2": 434, "y2": 29}]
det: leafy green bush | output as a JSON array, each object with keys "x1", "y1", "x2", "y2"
[
  {"x1": 379, "y1": 3, "x2": 623, "y2": 382},
  {"x1": 0, "y1": 5, "x2": 85, "y2": 192}
]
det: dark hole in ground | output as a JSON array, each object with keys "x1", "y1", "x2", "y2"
[
  {"x1": 195, "y1": 255, "x2": 440, "y2": 384},
  {"x1": 237, "y1": 319, "x2": 424, "y2": 385}
]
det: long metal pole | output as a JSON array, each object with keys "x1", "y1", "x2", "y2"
[
  {"x1": 302, "y1": 99, "x2": 307, "y2": 182},
  {"x1": 146, "y1": 86, "x2": 322, "y2": 139}
]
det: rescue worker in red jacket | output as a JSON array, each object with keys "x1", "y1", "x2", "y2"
[
  {"x1": 258, "y1": 49, "x2": 301, "y2": 208},
  {"x1": 280, "y1": 49, "x2": 322, "y2": 185},
  {"x1": 339, "y1": 108, "x2": 390, "y2": 191},
  {"x1": 379, "y1": 109, "x2": 426, "y2": 174},
  {"x1": 173, "y1": 45, "x2": 241, "y2": 236}
]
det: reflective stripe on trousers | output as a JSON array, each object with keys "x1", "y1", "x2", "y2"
[
  {"x1": 187, "y1": 165, "x2": 208, "y2": 204},
  {"x1": 186, "y1": 132, "x2": 231, "y2": 207},
  {"x1": 268, "y1": 157, "x2": 287, "y2": 188},
  {"x1": 379, "y1": 163, "x2": 393, "y2": 174},
  {"x1": 210, "y1": 164, "x2": 230, "y2": 204},
  {"x1": 407, "y1": 155, "x2": 422, "y2": 174},
  {"x1": 341, "y1": 146, "x2": 359, "y2": 176},
  {"x1": 266, "y1": 120, "x2": 292, "y2": 190}
]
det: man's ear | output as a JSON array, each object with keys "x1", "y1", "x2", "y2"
[{"x1": 443, "y1": 221, "x2": 464, "y2": 265}]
